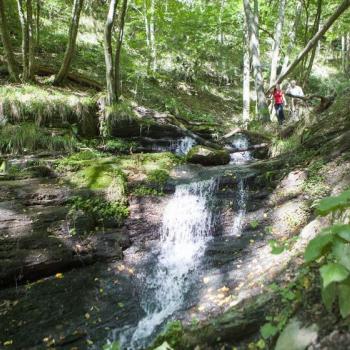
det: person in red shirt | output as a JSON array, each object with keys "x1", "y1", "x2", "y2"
[{"x1": 272, "y1": 83, "x2": 285, "y2": 125}]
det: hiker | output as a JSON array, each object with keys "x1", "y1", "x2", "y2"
[
  {"x1": 271, "y1": 83, "x2": 286, "y2": 125},
  {"x1": 286, "y1": 80, "x2": 304, "y2": 120}
]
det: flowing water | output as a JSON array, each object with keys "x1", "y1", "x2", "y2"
[
  {"x1": 175, "y1": 136, "x2": 196, "y2": 155},
  {"x1": 121, "y1": 180, "x2": 216, "y2": 349},
  {"x1": 118, "y1": 135, "x2": 251, "y2": 348},
  {"x1": 229, "y1": 134, "x2": 251, "y2": 236}
]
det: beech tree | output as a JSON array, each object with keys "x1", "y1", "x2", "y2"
[
  {"x1": 16, "y1": 0, "x2": 35, "y2": 80},
  {"x1": 242, "y1": 15, "x2": 250, "y2": 125},
  {"x1": 104, "y1": 0, "x2": 128, "y2": 105},
  {"x1": 54, "y1": 0, "x2": 84, "y2": 85},
  {"x1": 269, "y1": 0, "x2": 286, "y2": 86},
  {"x1": 243, "y1": 0, "x2": 269, "y2": 122},
  {"x1": 115, "y1": 0, "x2": 128, "y2": 99},
  {"x1": 0, "y1": 0, "x2": 20, "y2": 81}
]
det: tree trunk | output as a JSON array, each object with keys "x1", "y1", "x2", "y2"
[
  {"x1": 104, "y1": 0, "x2": 119, "y2": 106},
  {"x1": 35, "y1": 0, "x2": 40, "y2": 48},
  {"x1": 342, "y1": 34, "x2": 347, "y2": 72},
  {"x1": 114, "y1": 0, "x2": 128, "y2": 99},
  {"x1": 269, "y1": 0, "x2": 286, "y2": 86},
  {"x1": 242, "y1": 15, "x2": 250, "y2": 125},
  {"x1": 17, "y1": 0, "x2": 30, "y2": 80},
  {"x1": 243, "y1": 0, "x2": 269, "y2": 122},
  {"x1": 272, "y1": 0, "x2": 350, "y2": 88},
  {"x1": 302, "y1": 0, "x2": 322, "y2": 86},
  {"x1": 143, "y1": 0, "x2": 151, "y2": 72},
  {"x1": 27, "y1": 0, "x2": 35, "y2": 78},
  {"x1": 0, "y1": 0, "x2": 20, "y2": 81},
  {"x1": 54, "y1": 0, "x2": 84, "y2": 85},
  {"x1": 149, "y1": 0, "x2": 157, "y2": 72},
  {"x1": 218, "y1": 0, "x2": 225, "y2": 44},
  {"x1": 281, "y1": 0, "x2": 302, "y2": 74}
]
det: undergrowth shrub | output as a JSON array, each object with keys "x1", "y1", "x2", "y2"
[{"x1": 305, "y1": 188, "x2": 350, "y2": 318}]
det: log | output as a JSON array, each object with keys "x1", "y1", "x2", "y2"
[
  {"x1": 36, "y1": 64, "x2": 103, "y2": 90},
  {"x1": 0, "y1": 55, "x2": 103, "y2": 90},
  {"x1": 285, "y1": 93, "x2": 336, "y2": 112},
  {"x1": 224, "y1": 143, "x2": 268, "y2": 153}
]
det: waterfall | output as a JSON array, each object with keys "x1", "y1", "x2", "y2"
[
  {"x1": 229, "y1": 134, "x2": 250, "y2": 236},
  {"x1": 229, "y1": 133, "x2": 251, "y2": 164},
  {"x1": 175, "y1": 136, "x2": 196, "y2": 155},
  {"x1": 123, "y1": 179, "x2": 216, "y2": 349}
]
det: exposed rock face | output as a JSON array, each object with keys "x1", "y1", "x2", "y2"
[
  {"x1": 0, "y1": 178, "x2": 130, "y2": 288},
  {"x1": 187, "y1": 145, "x2": 230, "y2": 166}
]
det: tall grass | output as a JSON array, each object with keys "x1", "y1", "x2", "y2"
[
  {"x1": 0, "y1": 85, "x2": 97, "y2": 131},
  {"x1": 0, "y1": 123, "x2": 75, "y2": 155}
]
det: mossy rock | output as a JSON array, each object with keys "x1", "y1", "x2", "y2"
[{"x1": 187, "y1": 145, "x2": 230, "y2": 166}]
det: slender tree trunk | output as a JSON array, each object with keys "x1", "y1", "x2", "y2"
[
  {"x1": 272, "y1": 0, "x2": 350, "y2": 88},
  {"x1": 149, "y1": 0, "x2": 157, "y2": 72},
  {"x1": 104, "y1": 0, "x2": 118, "y2": 105},
  {"x1": 269, "y1": 0, "x2": 286, "y2": 86},
  {"x1": 243, "y1": 0, "x2": 269, "y2": 122},
  {"x1": 17, "y1": 0, "x2": 30, "y2": 80},
  {"x1": 342, "y1": 34, "x2": 347, "y2": 72},
  {"x1": 302, "y1": 0, "x2": 322, "y2": 86},
  {"x1": 242, "y1": 15, "x2": 250, "y2": 125},
  {"x1": 54, "y1": 0, "x2": 84, "y2": 85},
  {"x1": 27, "y1": 0, "x2": 35, "y2": 78},
  {"x1": 0, "y1": 0, "x2": 20, "y2": 81},
  {"x1": 281, "y1": 0, "x2": 302, "y2": 74},
  {"x1": 143, "y1": 0, "x2": 151, "y2": 72},
  {"x1": 114, "y1": 0, "x2": 128, "y2": 99},
  {"x1": 35, "y1": 0, "x2": 40, "y2": 48},
  {"x1": 218, "y1": 0, "x2": 225, "y2": 44},
  {"x1": 346, "y1": 33, "x2": 350, "y2": 75}
]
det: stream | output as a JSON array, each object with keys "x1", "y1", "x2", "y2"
[
  {"x1": 115, "y1": 134, "x2": 253, "y2": 349},
  {"x1": 0, "y1": 134, "x2": 263, "y2": 350}
]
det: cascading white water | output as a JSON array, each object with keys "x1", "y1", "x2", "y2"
[
  {"x1": 124, "y1": 179, "x2": 216, "y2": 349},
  {"x1": 229, "y1": 134, "x2": 251, "y2": 236},
  {"x1": 229, "y1": 134, "x2": 251, "y2": 164},
  {"x1": 175, "y1": 136, "x2": 196, "y2": 155}
]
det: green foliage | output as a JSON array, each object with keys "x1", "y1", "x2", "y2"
[
  {"x1": 303, "y1": 160, "x2": 330, "y2": 199},
  {"x1": 316, "y1": 190, "x2": 350, "y2": 216},
  {"x1": 68, "y1": 196, "x2": 129, "y2": 229},
  {"x1": 270, "y1": 135, "x2": 300, "y2": 158},
  {"x1": 103, "y1": 139, "x2": 138, "y2": 154},
  {"x1": 147, "y1": 169, "x2": 169, "y2": 190},
  {"x1": 132, "y1": 185, "x2": 164, "y2": 197},
  {"x1": 0, "y1": 85, "x2": 96, "y2": 128},
  {"x1": 304, "y1": 188, "x2": 350, "y2": 318},
  {"x1": 260, "y1": 323, "x2": 278, "y2": 339},
  {"x1": 0, "y1": 123, "x2": 75, "y2": 155},
  {"x1": 151, "y1": 321, "x2": 184, "y2": 349},
  {"x1": 103, "y1": 341, "x2": 120, "y2": 350}
]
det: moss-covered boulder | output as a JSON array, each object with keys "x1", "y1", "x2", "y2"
[{"x1": 187, "y1": 145, "x2": 230, "y2": 166}]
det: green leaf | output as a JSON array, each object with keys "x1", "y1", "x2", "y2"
[
  {"x1": 304, "y1": 233, "x2": 333, "y2": 262},
  {"x1": 338, "y1": 281, "x2": 350, "y2": 318},
  {"x1": 316, "y1": 190, "x2": 350, "y2": 216},
  {"x1": 269, "y1": 240, "x2": 285, "y2": 255},
  {"x1": 320, "y1": 263, "x2": 350, "y2": 288},
  {"x1": 260, "y1": 322, "x2": 278, "y2": 339},
  {"x1": 321, "y1": 283, "x2": 337, "y2": 312},
  {"x1": 103, "y1": 341, "x2": 120, "y2": 350},
  {"x1": 332, "y1": 239, "x2": 350, "y2": 270},
  {"x1": 334, "y1": 224, "x2": 350, "y2": 241}
]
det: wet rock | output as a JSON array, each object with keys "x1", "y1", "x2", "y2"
[
  {"x1": 0, "y1": 178, "x2": 130, "y2": 288},
  {"x1": 187, "y1": 146, "x2": 230, "y2": 166}
]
